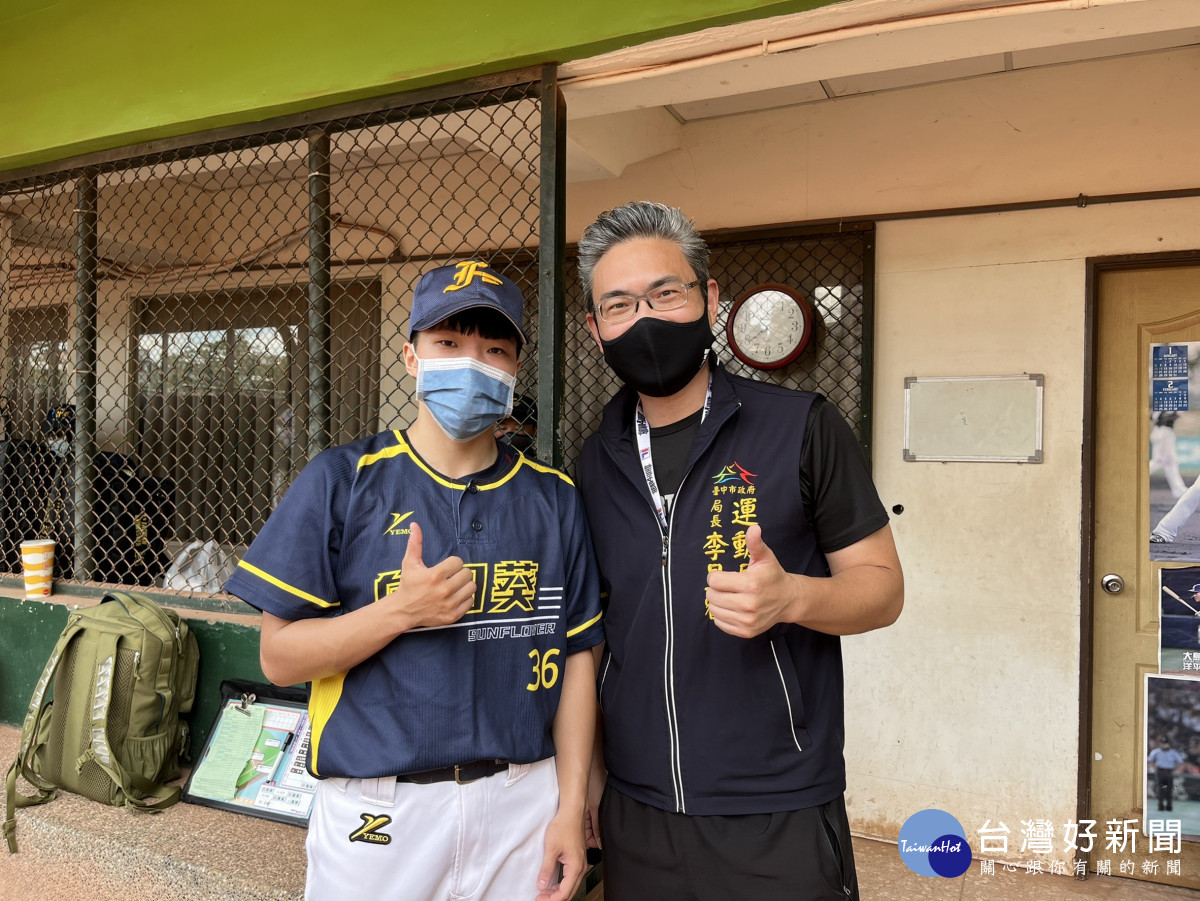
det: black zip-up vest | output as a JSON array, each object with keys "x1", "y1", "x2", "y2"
[{"x1": 579, "y1": 364, "x2": 845, "y2": 815}]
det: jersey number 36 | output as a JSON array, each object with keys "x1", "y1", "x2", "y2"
[{"x1": 526, "y1": 648, "x2": 561, "y2": 691}]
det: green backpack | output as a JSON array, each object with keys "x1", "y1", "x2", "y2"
[{"x1": 4, "y1": 591, "x2": 200, "y2": 853}]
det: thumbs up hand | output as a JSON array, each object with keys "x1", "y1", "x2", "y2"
[
  {"x1": 744, "y1": 523, "x2": 777, "y2": 569},
  {"x1": 381, "y1": 522, "x2": 477, "y2": 630},
  {"x1": 705, "y1": 524, "x2": 799, "y2": 638}
]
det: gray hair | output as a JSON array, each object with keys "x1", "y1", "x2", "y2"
[{"x1": 576, "y1": 201, "x2": 710, "y2": 309}]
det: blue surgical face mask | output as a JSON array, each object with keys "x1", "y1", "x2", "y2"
[{"x1": 415, "y1": 354, "x2": 516, "y2": 442}]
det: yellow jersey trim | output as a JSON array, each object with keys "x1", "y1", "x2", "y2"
[
  {"x1": 236, "y1": 560, "x2": 338, "y2": 609},
  {"x1": 396, "y1": 432, "x2": 472, "y2": 489},
  {"x1": 476, "y1": 453, "x2": 523, "y2": 491},
  {"x1": 373, "y1": 431, "x2": 528, "y2": 492},
  {"x1": 520, "y1": 456, "x2": 574, "y2": 486},
  {"x1": 566, "y1": 610, "x2": 604, "y2": 638},
  {"x1": 308, "y1": 672, "x2": 348, "y2": 776},
  {"x1": 357, "y1": 431, "x2": 407, "y2": 470}
]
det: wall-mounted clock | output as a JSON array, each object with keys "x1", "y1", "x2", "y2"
[{"x1": 726, "y1": 283, "x2": 815, "y2": 370}]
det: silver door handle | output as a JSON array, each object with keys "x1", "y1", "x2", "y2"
[{"x1": 1101, "y1": 573, "x2": 1125, "y2": 594}]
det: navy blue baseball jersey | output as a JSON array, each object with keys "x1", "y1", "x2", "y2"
[{"x1": 225, "y1": 430, "x2": 604, "y2": 779}]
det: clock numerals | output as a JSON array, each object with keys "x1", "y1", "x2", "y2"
[{"x1": 726, "y1": 284, "x2": 814, "y2": 371}]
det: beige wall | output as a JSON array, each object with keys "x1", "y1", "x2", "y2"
[
  {"x1": 863, "y1": 199, "x2": 1200, "y2": 854},
  {"x1": 566, "y1": 46, "x2": 1200, "y2": 233},
  {"x1": 565, "y1": 46, "x2": 1200, "y2": 861}
]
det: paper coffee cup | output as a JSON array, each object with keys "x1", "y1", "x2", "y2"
[{"x1": 20, "y1": 539, "x2": 56, "y2": 599}]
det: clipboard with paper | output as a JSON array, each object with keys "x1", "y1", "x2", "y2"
[{"x1": 182, "y1": 679, "x2": 316, "y2": 826}]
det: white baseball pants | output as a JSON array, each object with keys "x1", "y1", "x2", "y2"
[{"x1": 305, "y1": 757, "x2": 558, "y2": 901}]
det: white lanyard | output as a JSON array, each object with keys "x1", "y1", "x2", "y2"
[{"x1": 634, "y1": 376, "x2": 713, "y2": 533}]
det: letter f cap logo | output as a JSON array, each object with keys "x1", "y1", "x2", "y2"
[{"x1": 445, "y1": 260, "x2": 502, "y2": 292}]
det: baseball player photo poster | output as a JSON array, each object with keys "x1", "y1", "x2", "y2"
[
  {"x1": 1150, "y1": 343, "x2": 1200, "y2": 561},
  {"x1": 1145, "y1": 674, "x2": 1200, "y2": 842},
  {"x1": 1160, "y1": 567, "x2": 1200, "y2": 676}
]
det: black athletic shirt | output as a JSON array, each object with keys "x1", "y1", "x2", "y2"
[{"x1": 648, "y1": 408, "x2": 704, "y2": 516}]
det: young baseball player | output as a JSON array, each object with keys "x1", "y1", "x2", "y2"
[{"x1": 225, "y1": 260, "x2": 604, "y2": 901}]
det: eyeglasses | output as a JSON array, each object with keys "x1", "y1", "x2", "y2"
[{"x1": 595, "y1": 280, "x2": 701, "y2": 324}]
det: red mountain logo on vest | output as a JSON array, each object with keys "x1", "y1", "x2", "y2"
[{"x1": 712, "y1": 462, "x2": 756, "y2": 486}]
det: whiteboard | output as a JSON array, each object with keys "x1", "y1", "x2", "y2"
[{"x1": 903, "y1": 375, "x2": 1043, "y2": 463}]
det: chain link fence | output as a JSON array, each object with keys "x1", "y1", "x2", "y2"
[
  {"x1": 0, "y1": 68, "x2": 872, "y2": 599},
  {"x1": 0, "y1": 72, "x2": 551, "y2": 597}
]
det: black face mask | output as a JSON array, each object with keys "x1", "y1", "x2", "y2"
[
  {"x1": 500, "y1": 431, "x2": 536, "y2": 455},
  {"x1": 600, "y1": 312, "x2": 715, "y2": 398}
]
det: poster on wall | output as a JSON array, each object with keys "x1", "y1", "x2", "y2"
[
  {"x1": 1145, "y1": 674, "x2": 1200, "y2": 842},
  {"x1": 1150, "y1": 343, "x2": 1200, "y2": 561},
  {"x1": 1160, "y1": 568, "x2": 1200, "y2": 675}
]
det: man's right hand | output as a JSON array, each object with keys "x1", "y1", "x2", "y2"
[{"x1": 382, "y1": 522, "x2": 477, "y2": 629}]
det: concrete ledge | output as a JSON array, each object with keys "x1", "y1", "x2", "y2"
[
  {"x1": 0, "y1": 583, "x2": 261, "y2": 625},
  {"x1": 0, "y1": 725, "x2": 305, "y2": 900}
]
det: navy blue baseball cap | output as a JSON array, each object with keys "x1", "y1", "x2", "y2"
[{"x1": 408, "y1": 260, "x2": 528, "y2": 347}]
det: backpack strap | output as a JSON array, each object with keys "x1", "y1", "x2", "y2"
[
  {"x1": 5, "y1": 618, "x2": 85, "y2": 853},
  {"x1": 120, "y1": 775, "x2": 182, "y2": 812},
  {"x1": 71, "y1": 630, "x2": 181, "y2": 815}
]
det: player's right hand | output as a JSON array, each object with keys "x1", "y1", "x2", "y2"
[{"x1": 384, "y1": 522, "x2": 476, "y2": 630}]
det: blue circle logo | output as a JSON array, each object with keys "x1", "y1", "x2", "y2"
[{"x1": 897, "y1": 809, "x2": 971, "y2": 878}]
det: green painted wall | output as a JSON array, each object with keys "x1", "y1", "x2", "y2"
[
  {"x1": 188, "y1": 619, "x2": 275, "y2": 753},
  {"x1": 0, "y1": 599, "x2": 69, "y2": 725},
  {"x1": 0, "y1": 597, "x2": 267, "y2": 754},
  {"x1": 0, "y1": 0, "x2": 838, "y2": 173}
]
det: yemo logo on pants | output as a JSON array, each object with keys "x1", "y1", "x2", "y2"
[{"x1": 349, "y1": 814, "x2": 393, "y2": 845}]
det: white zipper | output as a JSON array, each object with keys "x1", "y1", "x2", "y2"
[
  {"x1": 608, "y1": 391, "x2": 734, "y2": 816},
  {"x1": 656, "y1": 403, "x2": 737, "y2": 814},
  {"x1": 598, "y1": 655, "x2": 613, "y2": 703},
  {"x1": 662, "y1": 459, "x2": 702, "y2": 814},
  {"x1": 606, "y1": 438, "x2": 687, "y2": 812},
  {"x1": 770, "y1": 639, "x2": 804, "y2": 753},
  {"x1": 660, "y1": 532, "x2": 684, "y2": 812}
]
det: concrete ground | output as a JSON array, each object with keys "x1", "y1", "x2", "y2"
[
  {"x1": 3, "y1": 725, "x2": 1200, "y2": 900},
  {"x1": 1, "y1": 723, "x2": 303, "y2": 901}
]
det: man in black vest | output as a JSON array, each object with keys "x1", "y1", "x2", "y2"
[{"x1": 576, "y1": 201, "x2": 903, "y2": 900}]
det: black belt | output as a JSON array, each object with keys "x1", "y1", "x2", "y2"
[{"x1": 398, "y1": 759, "x2": 508, "y2": 785}]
